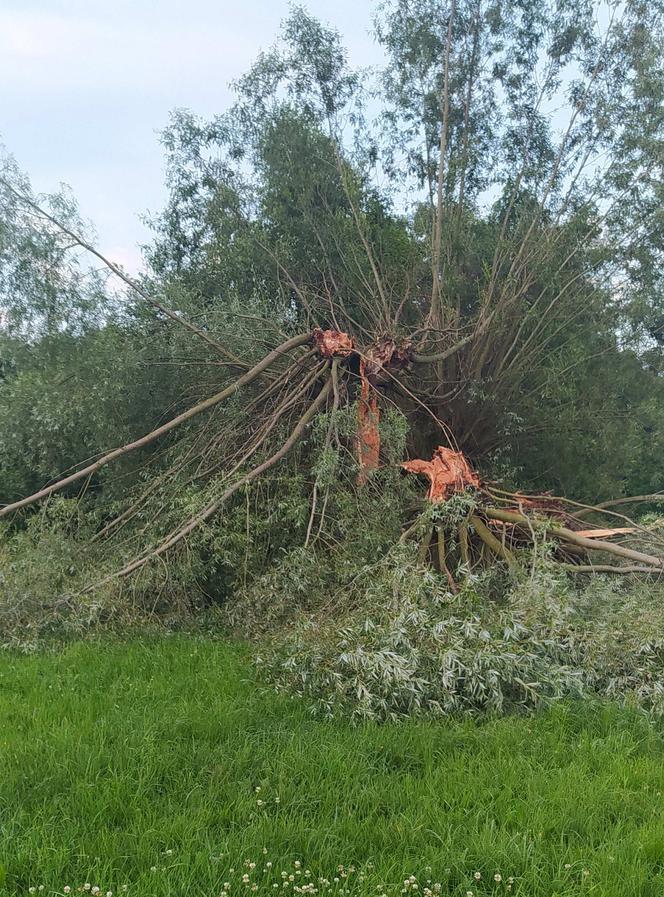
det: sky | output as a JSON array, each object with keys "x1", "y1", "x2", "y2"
[{"x1": 0, "y1": 0, "x2": 384, "y2": 273}]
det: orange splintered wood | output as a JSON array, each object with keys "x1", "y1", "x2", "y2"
[
  {"x1": 361, "y1": 336, "x2": 412, "y2": 384},
  {"x1": 357, "y1": 359, "x2": 380, "y2": 484},
  {"x1": 574, "y1": 527, "x2": 636, "y2": 539},
  {"x1": 354, "y1": 339, "x2": 410, "y2": 483},
  {"x1": 312, "y1": 328, "x2": 354, "y2": 357},
  {"x1": 402, "y1": 446, "x2": 481, "y2": 501}
]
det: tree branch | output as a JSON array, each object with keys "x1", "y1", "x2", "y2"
[{"x1": 0, "y1": 333, "x2": 310, "y2": 517}]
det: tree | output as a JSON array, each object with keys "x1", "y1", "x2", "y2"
[{"x1": 1, "y1": 2, "x2": 664, "y2": 597}]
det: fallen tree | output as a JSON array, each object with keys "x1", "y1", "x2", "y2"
[
  {"x1": 1, "y1": 2, "x2": 664, "y2": 601},
  {"x1": 1, "y1": 304, "x2": 661, "y2": 585}
]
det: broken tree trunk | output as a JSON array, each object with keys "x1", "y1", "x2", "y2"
[{"x1": 401, "y1": 446, "x2": 664, "y2": 576}]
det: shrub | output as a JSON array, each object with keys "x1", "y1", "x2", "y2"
[{"x1": 234, "y1": 544, "x2": 664, "y2": 722}]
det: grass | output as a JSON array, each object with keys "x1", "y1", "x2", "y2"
[{"x1": 1, "y1": 638, "x2": 664, "y2": 897}]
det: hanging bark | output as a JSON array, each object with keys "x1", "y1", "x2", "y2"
[{"x1": 356, "y1": 359, "x2": 381, "y2": 484}]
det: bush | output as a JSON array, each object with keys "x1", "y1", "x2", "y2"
[
  {"x1": 0, "y1": 498, "x2": 204, "y2": 650},
  {"x1": 231, "y1": 543, "x2": 664, "y2": 722}
]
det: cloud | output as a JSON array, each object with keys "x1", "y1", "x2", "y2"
[
  {"x1": 101, "y1": 244, "x2": 146, "y2": 277},
  {"x1": 0, "y1": 8, "x2": 255, "y2": 101},
  {"x1": 1, "y1": 0, "x2": 383, "y2": 268}
]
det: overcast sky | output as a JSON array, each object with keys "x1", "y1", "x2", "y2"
[{"x1": 0, "y1": 0, "x2": 384, "y2": 272}]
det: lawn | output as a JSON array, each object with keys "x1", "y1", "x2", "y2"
[{"x1": 1, "y1": 637, "x2": 664, "y2": 897}]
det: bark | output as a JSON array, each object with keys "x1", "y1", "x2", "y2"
[
  {"x1": 429, "y1": 0, "x2": 457, "y2": 326},
  {"x1": 470, "y1": 514, "x2": 517, "y2": 566},
  {"x1": 575, "y1": 494, "x2": 664, "y2": 518},
  {"x1": 560, "y1": 564, "x2": 663, "y2": 575},
  {"x1": 411, "y1": 331, "x2": 474, "y2": 364},
  {"x1": 0, "y1": 177, "x2": 248, "y2": 367}
]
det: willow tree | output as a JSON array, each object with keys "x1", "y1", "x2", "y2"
[{"x1": 1, "y1": 1, "x2": 664, "y2": 593}]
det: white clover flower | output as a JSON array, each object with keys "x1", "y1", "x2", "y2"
[
  {"x1": 242, "y1": 874, "x2": 250, "y2": 884},
  {"x1": 63, "y1": 888, "x2": 71, "y2": 894},
  {"x1": 84, "y1": 886, "x2": 91, "y2": 892},
  {"x1": 165, "y1": 850, "x2": 173, "y2": 856},
  {"x1": 106, "y1": 891, "x2": 113, "y2": 896},
  {"x1": 494, "y1": 874, "x2": 502, "y2": 883},
  {"x1": 29, "y1": 888, "x2": 36, "y2": 894},
  {"x1": 91, "y1": 886, "x2": 100, "y2": 894},
  {"x1": 267, "y1": 862, "x2": 273, "y2": 869},
  {"x1": 257, "y1": 800, "x2": 264, "y2": 807},
  {"x1": 249, "y1": 863, "x2": 256, "y2": 871},
  {"x1": 474, "y1": 872, "x2": 481, "y2": 881},
  {"x1": 466, "y1": 892, "x2": 474, "y2": 897},
  {"x1": 39, "y1": 887, "x2": 44, "y2": 892},
  {"x1": 262, "y1": 848, "x2": 268, "y2": 855},
  {"x1": 294, "y1": 862, "x2": 301, "y2": 869},
  {"x1": 150, "y1": 867, "x2": 157, "y2": 874}
]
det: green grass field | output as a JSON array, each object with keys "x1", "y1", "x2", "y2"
[{"x1": 2, "y1": 637, "x2": 664, "y2": 897}]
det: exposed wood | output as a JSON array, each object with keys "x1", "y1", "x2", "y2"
[{"x1": 574, "y1": 527, "x2": 636, "y2": 538}]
